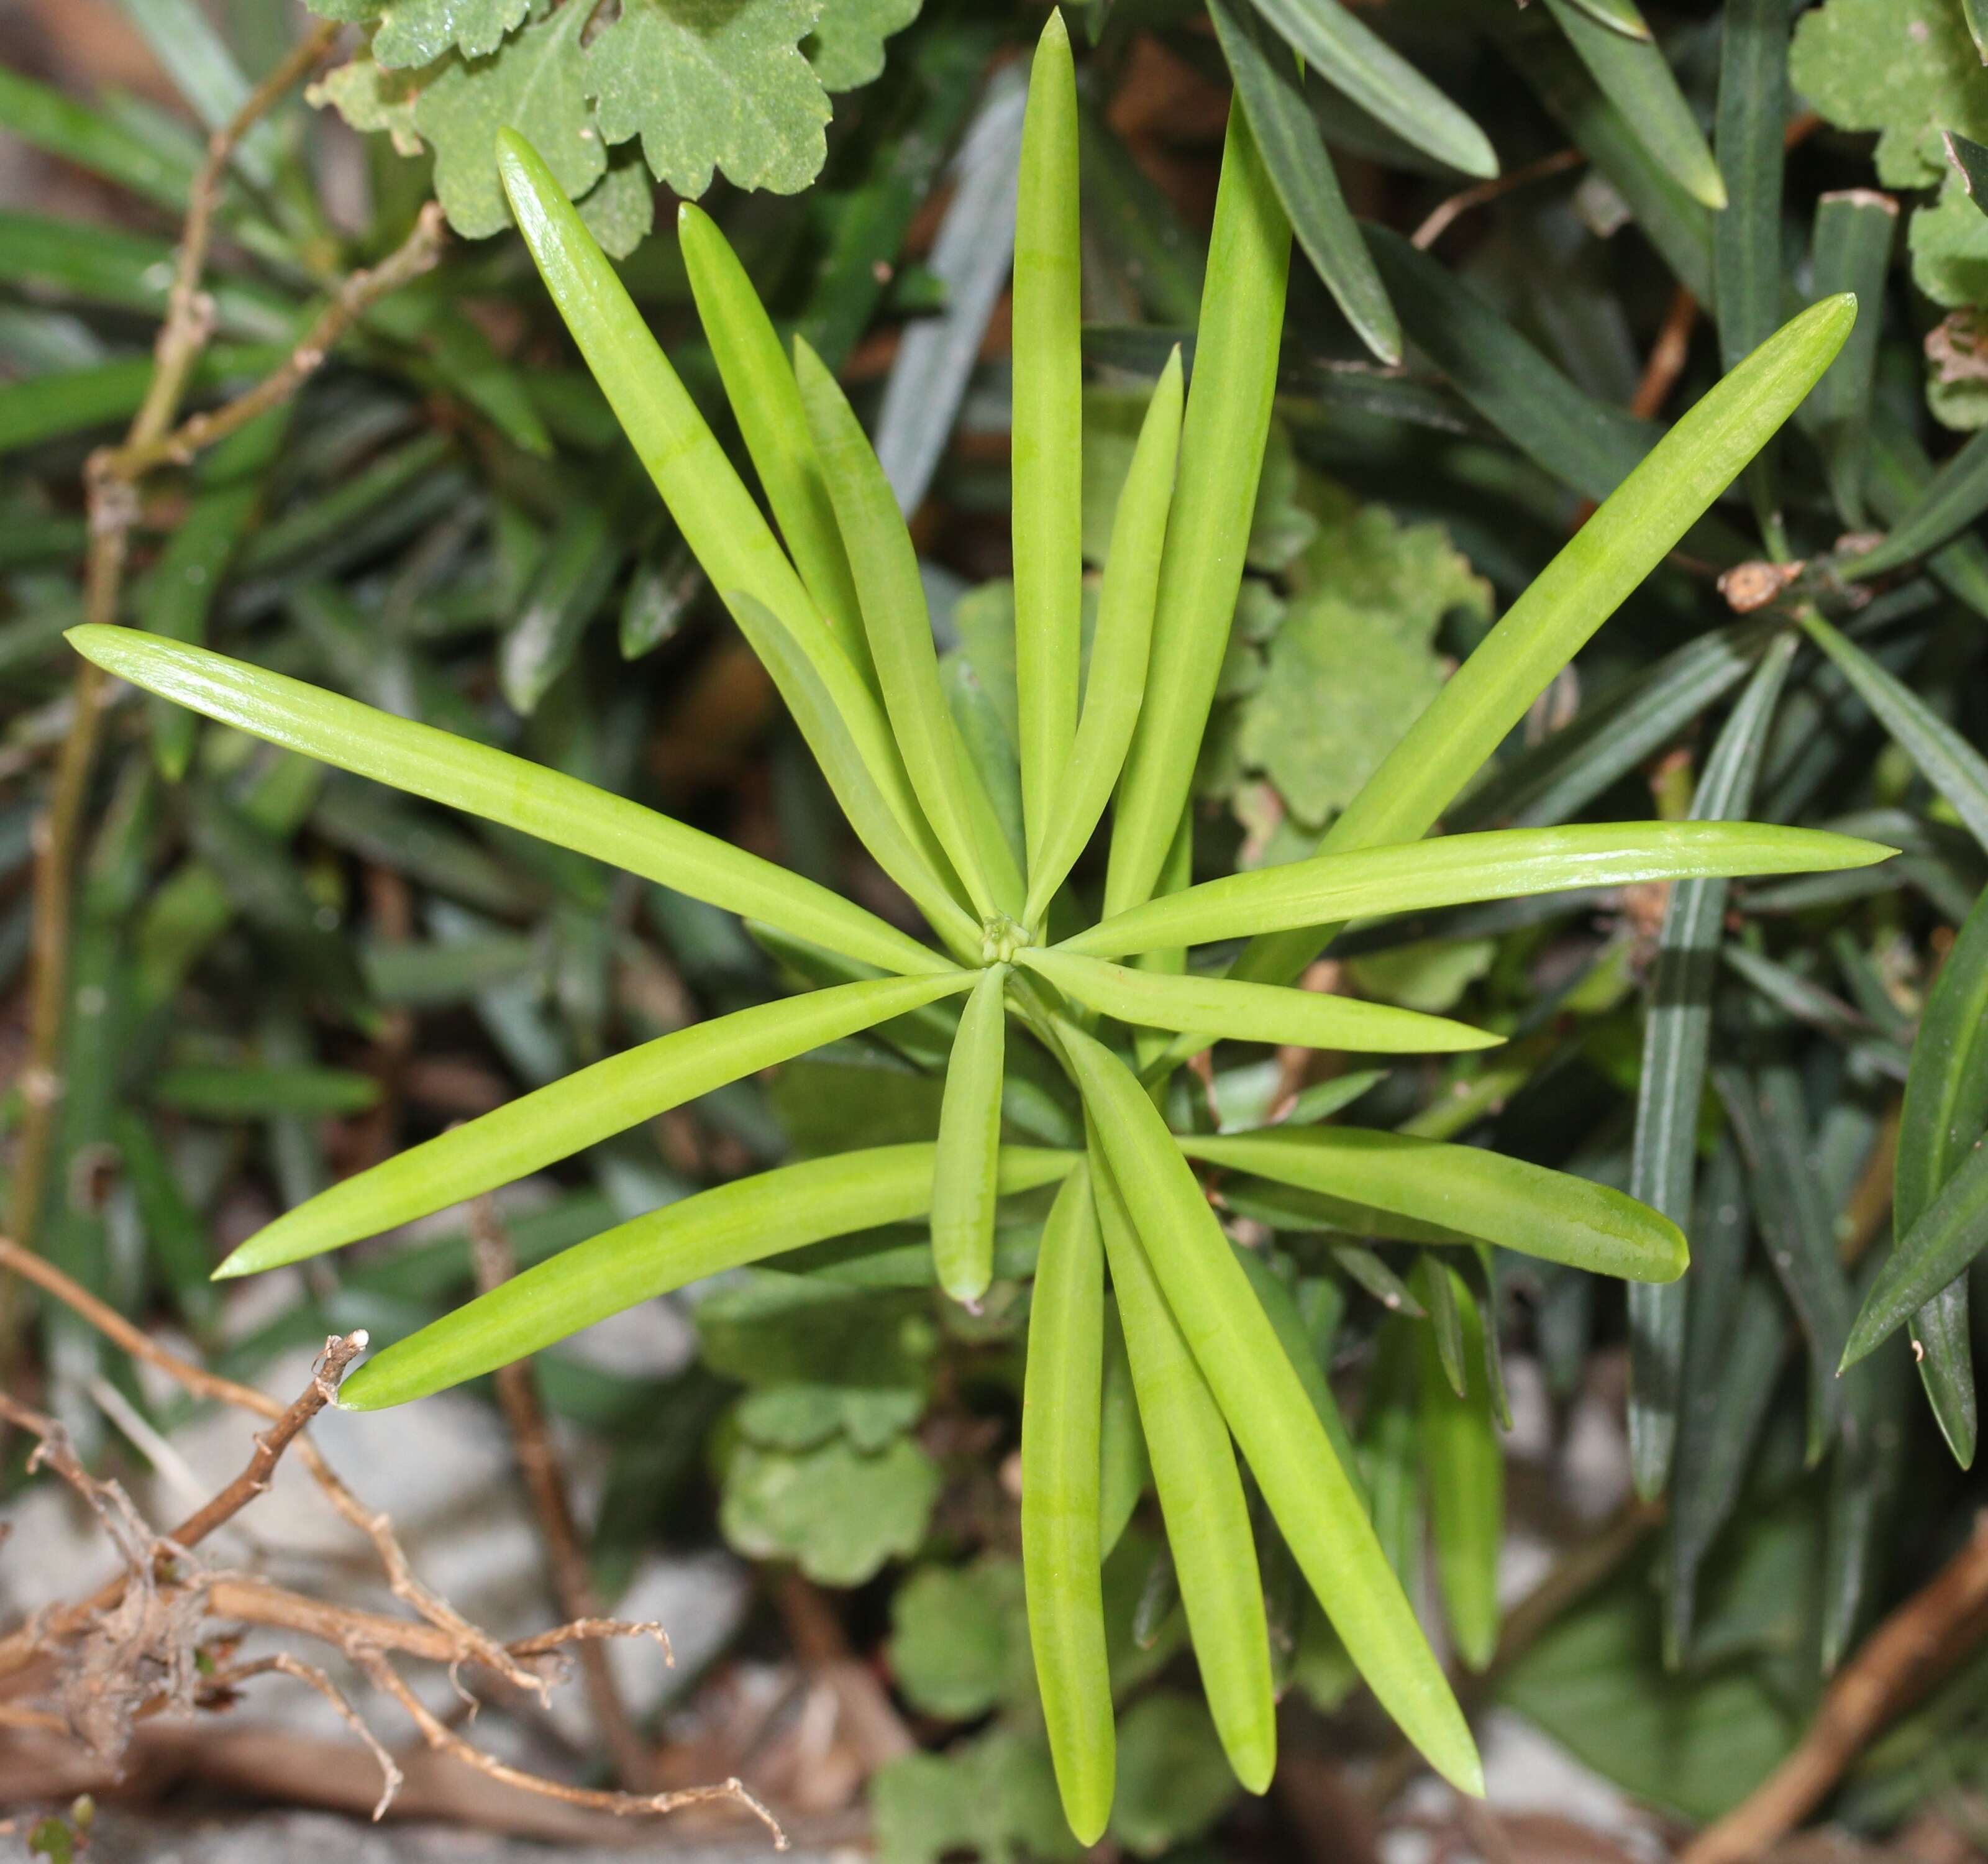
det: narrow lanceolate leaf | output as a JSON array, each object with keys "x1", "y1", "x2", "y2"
[
  {"x1": 1025, "y1": 351, "x2": 1183, "y2": 925},
  {"x1": 1823, "y1": 1286, "x2": 1910, "y2": 1674},
  {"x1": 1019, "y1": 947, "x2": 1498, "y2": 1054},
  {"x1": 1846, "y1": 426, "x2": 1988, "y2": 583},
  {"x1": 1092, "y1": 1149, "x2": 1276, "y2": 1792},
  {"x1": 1247, "y1": 0, "x2": 1498, "y2": 180},
  {"x1": 498, "y1": 132, "x2": 944, "y2": 886},
  {"x1": 1232, "y1": 1245, "x2": 1366, "y2": 1504},
  {"x1": 795, "y1": 337, "x2": 1023, "y2": 921},
  {"x1": 1069, "y1": 821, "x2": 1889, "y2": 961},
  {"x1": 217, "y1": 974, "x2": 971, "y2": 1279},
  {"x1": 1667, "y1": 1275, "x2": 1785, "y2": 1665},
  {"x1": 1965, "y1": 5, "x2": 1988, "y2": 67},
  {"x1": 677, "y1": 204, "x2": 869, "y2": 681},
  {"x1": 1363, "y1": 1320, "x2": 1423, "y2": 1584},
  {"x1": 1894, "y1": 886, "x2": 1988, "y2": 1466},
  {"x1": 1212, "y1": 0, "x2": 1400, "y2": 365},
  {"x1": 1626, "y1": 635, "x2": 1795, "y2": 1500},
  {"x1": 1558, "y1": 0, "x2": 1651, "y2": 39},
  {"x1": 1366, "y1": 227, "x2": 1655, "y2": 509},
  {"x1": 1416, "y1": 1265, "x2": 1502, "y2": 1672},
  {"x1": 729, "y1": 594, "x2": 980, "y2": 956},
  {"x1": 1951, "y1": 131, "x2": 1988, "y2": 209},
  {"x1": 339, "y1": 1144, "x2": 1075, "y2": 1410},
  {"x1": 1848, "y1": 1137, "x2": 1988, "y2": 1374},
  {"x1": 1012, "y1": 12, "x2": 1084, "y2": 868},
  {"x1": 932, "y1": 966, "x2": 1010, "y2": 1304},
  {"x1": 1712, "y1": 0, "x2": 1789, "y2": 373},
  {"x1": 1805, "y1": 193, "x2": 1898, "y2": 528},
  {"x1": 68, "y1": 627, "x2": 950, "y2": 981},
  {"x1": 1022, "y1": 1164, "x2": 1113, "y2": 1842},
  {"x1": 1800, "y1": 611, "x2": 1988, "y2": 855},
  {"x1": 498, "y1": 134, "x2": 828, "y2": 666},
  {"x1": 1497, "y1": 20, "x2": 1713, "y2": 306},
  {"x1": 1182, "y1": 1127, "x2": 1688, "y2": 1283},
  {"x1": 1230, "y1": 293, "x2": 1857, "y2": 993},
  {"x1": 1717, "y1": 1064, "x2": 1855, "y2": 1462},
  {"x1": 1066, "y1": 1027, "x2": 1483, "y2": 1796},
  {"x1": 1098, "y1": 1298, "x2": 1150, "y2": 1556},
  {"x1": 1540, "y1": 0, "x2": 1726, "y2": 209},
  {"x1": 1108, "y1": 104, "x2": 1290, "y2": 915}
]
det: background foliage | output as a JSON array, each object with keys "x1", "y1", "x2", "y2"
[{"x1": 9, "y1": 0, "x2": 1988, "y2": 1857}]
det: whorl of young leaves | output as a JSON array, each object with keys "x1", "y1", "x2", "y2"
[{"x1": 306, "y1": 0, "x2": 927, "y2": 252}]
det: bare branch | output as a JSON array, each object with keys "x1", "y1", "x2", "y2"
[
  {"x1": 471, "y1": 1200, "x2": 658, "y2": 1784},
  {"x1": 201, "y1": 1655, "x2": 403, "y2": 1821},
  {"x1": 350, "y1": 1647, "x2": 788, "y2": 1849}
]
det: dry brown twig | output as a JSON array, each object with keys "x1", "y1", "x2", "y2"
[
  {"x1": 0, "y1": 1238, "x2": 783, "y2": 1845},
  {"x1": 1682, "y1": 1514, "x2": 1988, "y2": 1864},
  {"x1": 470, "y1": 1201, "x2": 662, "y2": 1788}
]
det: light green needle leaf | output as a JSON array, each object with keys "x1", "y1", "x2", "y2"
[
  {"x1": 932, "y1": 966, "x2": 1011, "y2": 1304},
  {"x1": 69, "y1": 626, "x2": 951, "y2": 980},
  {"x1": 1069, "y1": 822, "x2": 1889, "y2": 961},
  {"x1": 1092, "y1": 1146, "x2": 1277, "y2": 1792},
  {"x1": 497, "y1": 133, "x2": 834, "y2": 657},
  {"x1": 1066, "y1": 1026, "x2": 1482, "y2": 1796},
  {"x1": 1222, "y1": 289, "x2": 1857, "y2": 989},
  {"x1": 339, "y1": 1143, "x2": 1075, "y2": 1410},
  {"x1": 795, "y1": 336, "x2": 1023, "y2": 921},
  {"x1": 1247, "y1": 0, "x2": 1499, "y2": 180},
  {"x1": 1541, "y1": 0, "x2": 1726, "y2": 209},
  {"x1": 678, "y1": 204, "x2": 870, "y2": 679},
  {"x1": 1018, "y1": 948, "x2": 1498, "y2": 1054},
  {"x1": 1025, "y1": 349, "x2": 1182, "y2": 925},
  {"x1": 217, "y1": 973, "x2": 971, "y2": 1279},
  {"x1": 1098, "y1": 1299, "x2": 1149, "y2": 1556},
  {"x1": 1013, "y1": 11, "x2": 1085, "y2": 869},
  {"x1": 1107, "y1": 104, "x2": 1290, "y2": 916},
  {"x1": 498, "y1": 137, "x2": 952, "y2": 910},
  {"x1": 1021, "y1": 1163, "x2": 1114, "y2": 1843},
  {"x1": 1181, "y1": 1128, "x2": 1687, "y2": 1282},
  {"x1": 727, "y1": 593, "x2": 980, "y2": 954}
]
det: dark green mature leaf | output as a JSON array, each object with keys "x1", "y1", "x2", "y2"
[
  {"x1": 1541, "y1": 0, "x2": 1726, "y2": 209},
  {"x1": 1805, "y1": 191, "x2": 1899, "y2": 527},
  {"x1": 1799, "y1": 611, "x2": 1988, "y2": 855},
  {"x1": 1716, "y1": 1063, "x2": 1855, "y2": 1462},
  {"x1": 1497, "y1": 18, "x2": 1715, "y2": 304},
  {"x1": 1894, "y1": 886, "x2": 1988, "y2": 1466},
  {"x1": 1416, "y1": 1263, "x2": 1502, "y2": 1671},
  {"x1": 1846, "y1": 426, "x2": 1988, "y2": 581},
  {"x1": 1949, "y1": 131, "x2": 1988, "y2": 212},
  {"x1": 1362, "y1": 226, "x2": 1657, "y2": 506},
  {"x1": 1626, "y1": 636, "x2": 1796, "y2": 1499},
  {"x1": 1713, "y1": 0, "x2": 1788, "y2": 373},
  {"x1": 1211, "y1": 0, "x2": 1398, "y2": 365},
  {"x1": 1246, "y1": 0, "x2": 1497, "y2": 180}
]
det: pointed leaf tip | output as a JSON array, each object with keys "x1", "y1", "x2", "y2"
[{"x1": 1039, "y1": 6, "x2": 1070, "y2": 53}]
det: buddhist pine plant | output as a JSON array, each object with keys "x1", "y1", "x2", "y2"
[{"x1": 66, "y1": 13, "x2": 1889, "y2": 1841}]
